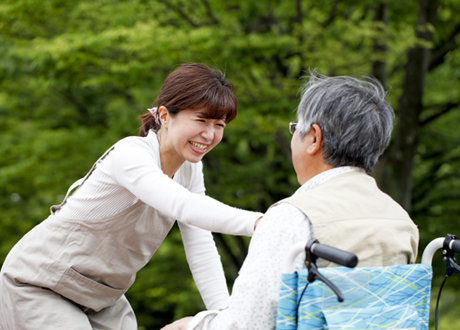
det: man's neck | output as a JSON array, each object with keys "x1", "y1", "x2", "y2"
[
  {"x1": 297, "y1": 161, "x2": 334, "y2": 185},
  {"x1": 295, "y1": 166, "x2": 365, "y2": 195}
]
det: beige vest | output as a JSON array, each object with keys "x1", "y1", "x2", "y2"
[{"x1": 275, "y1": 171, "x2": 419, "y2": 268}]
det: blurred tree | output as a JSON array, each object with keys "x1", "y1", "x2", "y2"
[{"x1": 1, "y1": 0, "x2": 460, "y2": 329}]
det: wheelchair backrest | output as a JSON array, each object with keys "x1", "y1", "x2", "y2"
[{"x1": 276, "y1": 264, "x2": 432, "y2": 330}]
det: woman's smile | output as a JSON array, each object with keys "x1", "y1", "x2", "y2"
[{"x1": 189, "y1": 141, "x2": 209, "y2": 152}]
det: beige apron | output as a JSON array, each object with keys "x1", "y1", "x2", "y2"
[{"x1": 0, "y1": 142, "x2": 191, "y2": 329}]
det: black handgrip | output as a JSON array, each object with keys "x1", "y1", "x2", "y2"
[
  {"x1": 450, "y1": 239, "x2": 460, "y2": 254},
  {"x1": 310, "y1": 243, "x2": 358, "y2": 268}
]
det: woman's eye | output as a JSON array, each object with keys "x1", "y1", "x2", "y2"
[
  {"x1": 217, "y1": 123, "x2": 225, "y2": 128},
  {"x1": 197, "y1": 119, "x2": 206, "y2": 123}
]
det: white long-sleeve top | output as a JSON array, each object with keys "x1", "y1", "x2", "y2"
[
  {"x1": 187, "y1": 167, "x2": 363, "y2": 329},
  {"x1": 56, "y1": 130, "x2": 262, "y2": 310}
]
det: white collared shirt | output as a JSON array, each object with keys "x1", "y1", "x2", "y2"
[{"x1": 187, "y1": 166, "x2": 364, "y2": 330}]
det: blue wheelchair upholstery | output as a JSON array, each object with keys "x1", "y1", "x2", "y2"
[{"x1": 276, "y1": 264, "x2": 432, "y2": 330}]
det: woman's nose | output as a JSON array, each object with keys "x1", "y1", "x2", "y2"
[{"x1": 200, "y1": 125, "x2": 214, "y2": 141}]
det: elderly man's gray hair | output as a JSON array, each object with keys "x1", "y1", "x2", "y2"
[{"x1": 296, "y1": 71, "x2": 394, "y2": 174}]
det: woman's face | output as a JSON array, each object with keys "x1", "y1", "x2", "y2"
[{"x1": 162, "y1": 108, "x2": 226, "y2": 164}]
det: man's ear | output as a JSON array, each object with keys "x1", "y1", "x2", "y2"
[
  {"x1": 306, "y1": 124, "x2": 323, "y2": 156},
  {"x1": 158, "y1": 106, "x2": 169, "y2": 127}
]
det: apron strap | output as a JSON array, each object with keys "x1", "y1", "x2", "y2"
[{"x1": 50, "y1": 145, "x2": 115, "y2": 215}]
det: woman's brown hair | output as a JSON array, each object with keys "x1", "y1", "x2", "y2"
[{"x1": 139, "y1": 63, "x2": 237, "y2": 137}]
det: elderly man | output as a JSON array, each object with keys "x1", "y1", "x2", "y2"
[{"x1": 164, "y1": 72, "x2": 419, "y2": 330}]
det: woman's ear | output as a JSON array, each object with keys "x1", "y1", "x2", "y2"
[
  {"x1": 306, "y1": 124, "x2": 323, "y2": 156},
  {"x1": 158, "y1": 106, "x2": 169, "y2": 127}
]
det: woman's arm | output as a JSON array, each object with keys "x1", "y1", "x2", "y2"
[
  {"x1": 179, "y1": 159, "x2": 232, "y2": 310},
  {"x1": 111, "y1": 142, "x2": 262, "y2": 236},
  {"x1": 179, "y1": 222, "x2": 229, "y2": 310}
]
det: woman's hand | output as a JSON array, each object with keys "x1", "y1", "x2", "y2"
[{"x1": 161, "y1": 316, "x2": 194, "y2": 330}]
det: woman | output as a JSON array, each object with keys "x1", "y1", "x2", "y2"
[{"x1": 0, "y1": 63, "x2": 262, "y2": 330}]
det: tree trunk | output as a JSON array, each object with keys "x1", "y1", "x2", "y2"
[
  {"x1": 392, "y1": 0, "x2": 438, "y2": 212},
  {"x1": 371, "y1": 1, "x2": 388, "y2": 87},
  {"x1": 370, "y1": 1, "x2": 389, "y2": 192}
]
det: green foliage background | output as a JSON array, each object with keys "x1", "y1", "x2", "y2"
[{"x1": 1, "y1": 0, "x2": 460, "y2": 329}]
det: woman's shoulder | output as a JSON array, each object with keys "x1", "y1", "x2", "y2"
[
  {"x1": 106, "y1": 135, "x2": 161, "y2": 169},
  {"x1": 111, "y1": 135, "x2": 157, "y2": 156},
  {"x1": 114, "y1": 135, "x2": 149, "y2": 148}
]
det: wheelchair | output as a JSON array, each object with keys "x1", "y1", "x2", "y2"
[{"x1": 276, "y1": 235, "x2": 460, "y2": 330}]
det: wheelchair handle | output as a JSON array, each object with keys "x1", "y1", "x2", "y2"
[
  {"x1": 282, "y1": 241, "x2": 358, "y2": 274},
  {"x1": 421, "y1": 235, "x2": 460, "y2": 265},
  {"x1": 310, "y1": 241, "x2": 358, "y2": 268},
  {"x1": 450, "y1": 239, "x2": 460, "y2": 254}
]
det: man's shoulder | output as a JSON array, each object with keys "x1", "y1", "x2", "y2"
[
  {"x1": 294, "y1": 171, "x2": 381, "y2": 200},
  {"x1": 274, "y1": 170, "x2": 410, "y2": 222},
  {"x1": 272, "y1": 171, "x2": 372, "y2": 207}
]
